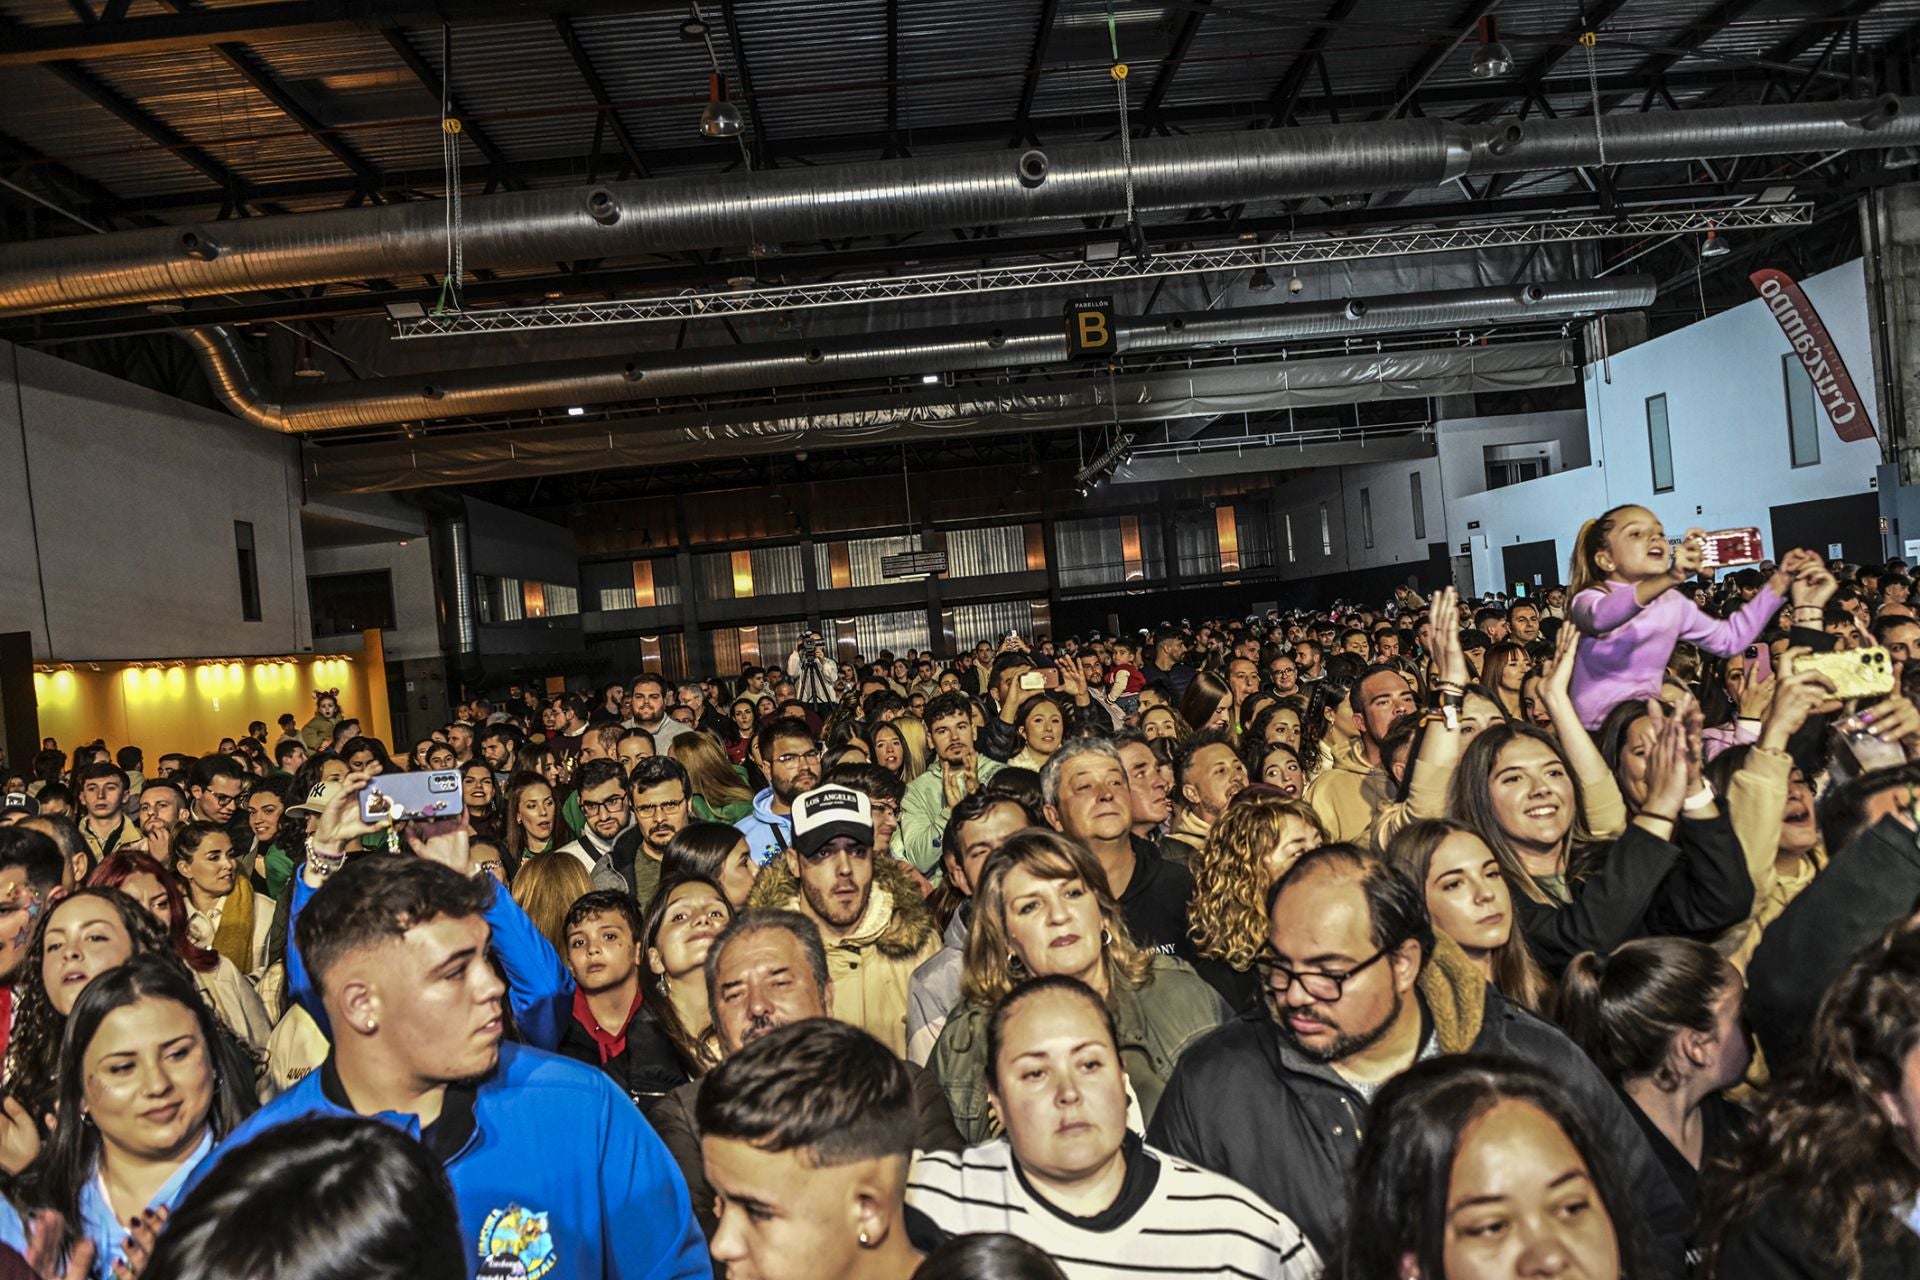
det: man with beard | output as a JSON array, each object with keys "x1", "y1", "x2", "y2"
[
  {"x1": 1303, "y1": 664, "x2": 1417, "y2": 844},
  {"x1": 647, "y1": 909, "x2": 963, "y2": 1239},
  {"x1": 744, "y1": 786, "x2": 939, "y2": 1057},
  {"x1": 631, "y1": 673, "x2": 693, "y2": 754},
  {"x1": 734, "y1": 717, "x2": 820, "y2": 868},
  {"x1": 588, "y1": 757, "x2": 689, "y2": 911},
  {"x1": 1146, "y1": 845, "x2": 1684, "y2": 1263},
  {"x1": 556, "y1": 758, "x2": 635, "y2": 875},
  {"x1": 898, "y1": 692, "x2": 1004, "y2": 876}
]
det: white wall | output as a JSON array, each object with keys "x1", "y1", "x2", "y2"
[
  {"x1": 1452, "y1": 259, "x2": 1882, "y2": 591},
  {"x1": 0, "y1": 340, "x2": 311, "y2": 661},
  {"x1": 1258, "y1": 409, "x2": 1591, "y2": 582},
  {"x1": 305, "y1": 539, "x2": 441, "y2": 661}
]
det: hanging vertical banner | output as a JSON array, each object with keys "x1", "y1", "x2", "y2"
[{"x1": 1749, "y1": 268, "x2": 1875, "y2": 443}]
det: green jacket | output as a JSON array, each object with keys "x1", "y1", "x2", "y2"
[
  {"x1": 898, "y1": 756, "x2": 1006, "y2": 875},
  {"x1": 930, "y1": 956, "x2": 1229, "y2": 1143}
]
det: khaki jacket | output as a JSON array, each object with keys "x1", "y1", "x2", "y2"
[
  {"x1": 1305, "y1": 738, "x2": 1392, "y2": 844},
  {"x1": 747, "y1": 853, "x2": 941, "y2": 1057}
]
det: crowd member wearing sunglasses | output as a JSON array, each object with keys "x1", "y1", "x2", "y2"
[
  {"x1": 741, "y1": 785, "x2": 939, "y2": 1058},
  {"x1": 1147, "y1": 843, "x2": 1689, "y2": 1269}
]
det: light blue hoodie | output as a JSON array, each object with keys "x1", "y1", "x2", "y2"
[{"x1": 733, "y1": 787, "x2": 793, "y2": 867}]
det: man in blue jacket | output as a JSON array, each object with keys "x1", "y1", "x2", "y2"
[{"x1": 187, "y1": 854, "x2": 707, "y2": 1280}]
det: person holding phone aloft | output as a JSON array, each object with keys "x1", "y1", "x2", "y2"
[{"x1": 1564, "y1": 505, "x2": 1817, "y2": 728}]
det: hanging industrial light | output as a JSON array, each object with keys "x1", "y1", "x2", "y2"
[
  {"x1": 1700, "y1": 225, "x2": 1730, "y2": 259},
  {"x1": 1248, "y1": 265, "x2": 1275, "y2": 292},
  {"x1": 699, "y1": 72, "x2": 745, "y2": 138},
  {"x1": 293, "y1": 341, "x2": 325, "y2": 379},
  {"x1": 1470, "y1": 16, "x2": 1514, "y2": 79}
]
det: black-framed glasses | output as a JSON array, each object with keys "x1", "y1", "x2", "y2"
[
  {"x1": 1254, "y1": 947, "x2": 1390, "y2": 1002},
  {"x1": 580, "y1": 794, "x2": 629, "y2": 817}
]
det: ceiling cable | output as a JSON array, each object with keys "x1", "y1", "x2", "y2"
[{"x1": 437, "y1": 22, "x2": 466, "y2": 315}]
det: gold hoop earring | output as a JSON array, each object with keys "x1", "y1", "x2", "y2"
[
  {"x1": 1101, "y1": 928, "x2": 1112, "y2": 948},
  {"x1": 1007, "y1": 952, "x2": 1026, "y2": 977}
]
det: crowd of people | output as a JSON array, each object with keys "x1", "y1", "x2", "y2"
[{"x1": 2, "y1": 501, "x2": 1920, "y2": 1278}]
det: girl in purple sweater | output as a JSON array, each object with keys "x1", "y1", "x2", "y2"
[{"x1": 1565, "y1": 504, "x2": 1806, "y2": 728}]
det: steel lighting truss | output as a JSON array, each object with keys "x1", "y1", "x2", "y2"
[{"x1": 391, "y1": 202, "x2": 1811, "y2": 339}]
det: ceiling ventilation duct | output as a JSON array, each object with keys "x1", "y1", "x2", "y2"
[
  {"x1": 177, "y1": 277, "x2": 1653, "y2": 433},
  {"x1": 304, "y1": 340, "x2": 1574, "y2": 495},
  {"x1": 0, "y1": 97, "x2": 1909, "y2": 315}
]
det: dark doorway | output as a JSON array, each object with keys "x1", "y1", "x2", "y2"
[
  {"x1": 1501, "y1": 539, "x2": 1559, "y2": 598},
  {"x1": 1769, "y1": 494, "x2": 1880, "y2": 567}
]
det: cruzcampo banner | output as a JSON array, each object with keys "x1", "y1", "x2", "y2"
[{"x1": 1750, "y1": 267, "x2": 1875, "y2": 443}]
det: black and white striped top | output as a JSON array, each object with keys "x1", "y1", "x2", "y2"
[{"x1": 906, "y1": 1137, "x2": 1322, "y2": 1280}]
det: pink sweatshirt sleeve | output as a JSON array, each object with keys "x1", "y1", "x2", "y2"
[
  {"x1": 1569, "y1": 584, "x2": 1644, "y2": 636},
  {"x1": 1673, "y1": 585, "x2": 1785, "y2": 657}
]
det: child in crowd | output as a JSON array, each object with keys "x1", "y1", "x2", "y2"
[{"x1": 1564, "y1": 504, "x2": 1811, "y2": 728}]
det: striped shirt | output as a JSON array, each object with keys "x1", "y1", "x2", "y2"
[{"x1": 907, "y1": 1137, "x2": 1321, "y2": 1280}]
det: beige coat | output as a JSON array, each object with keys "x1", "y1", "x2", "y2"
[{"x1": 747, "y1": 853, "x2": 942, "y2": 1057}]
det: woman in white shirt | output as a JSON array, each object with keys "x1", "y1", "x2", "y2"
[{"x1": 908, "y1": 975, "x2": 1319, "y2": 1280}]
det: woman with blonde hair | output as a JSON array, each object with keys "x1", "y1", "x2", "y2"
[
  {"x1": 1187, "y1": 792, "x2": 1326, "y2": 1009},
  {"x1": 510, "y1": 846, "x2": 594, "y2": 953},
  {"x1": 668, "y1": 731, "x2": 754, "y2": 823},
  {"x1": 930, "y1": 828, "x2": 1228, "y2": 1142}
]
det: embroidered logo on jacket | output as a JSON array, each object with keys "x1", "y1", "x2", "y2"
[{"x1": 477, "y1": 1205, "x2": 555, "y2": 1279}]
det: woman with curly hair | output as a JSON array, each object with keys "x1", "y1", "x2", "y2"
[
  {"x1": 1701, "y1": 921, "x2": 1920, "y2": 1279},
  {"x1": 931, "y1": 829, "x2": 1228, "y2": 1143},
  {"x1": 89, "y1": 852, "x2": 273, "y2": 1051},
  {"x1": 1186, "y1": 793, "x2": 1326, "y2": 1009},
  {"x1": 1244, "y1": 696, "x2": 1307, "y2": 752}
]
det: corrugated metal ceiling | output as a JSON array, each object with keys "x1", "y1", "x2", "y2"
[{"x1": 2, "y1": 0, "x2": 1916, "y2": 225}]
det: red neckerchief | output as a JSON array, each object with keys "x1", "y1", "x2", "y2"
[{"x1": 571, "y1": 982, "x2": 643, "y2": 1064}]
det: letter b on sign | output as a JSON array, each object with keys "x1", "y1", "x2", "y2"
[{"x1": 1065, "y1": 298, "x2": 1117, "y2": 359}]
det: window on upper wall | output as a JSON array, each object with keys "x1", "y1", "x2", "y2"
[
  {"x1": 1360, "y1": 488, "x2": 1374, "y2": 549},
  {"x1": 1284, "y1": 513, "x2": 1296, "y2": 563},
  {"x1": 1411, "y1": 472, "x2": 1427, "y2": 541},
  {"x1": 1784, "y1": 354, "x2": 1820, "y2": 468},
  {"x1": 1319, "y1": 504, "x2": 1332, "y2": 557},
  {"x1": 308, "y1": 570, "x2": 394, "y2": 638},
  {"x1": 1647, "y1": 394, "x2": 1675, "y2": 493},
  {"x1": 234, "y1": 521, "x2": 261, "y2": 621}
]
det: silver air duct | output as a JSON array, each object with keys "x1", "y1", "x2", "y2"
[
  {"x1": 179, "y1": 276, "x2": 1653, "y2": 433},
  {"x1": 0, "y1": 97, "x2": 1911, "y2": 316},
  {"x1": 303, "y1": 341, "x2": 1572, "y2": 495}
]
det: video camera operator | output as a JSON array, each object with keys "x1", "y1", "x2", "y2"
[{"x1": 788, "y1": 630, "x2": 840, "y2": 710}]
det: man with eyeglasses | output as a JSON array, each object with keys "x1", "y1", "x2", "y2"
[
  {"x1": 1265, "y1": 652, "x2": 1299, "y2": 696},
  {"x1": 734, "y1": 716, "x2": 822, "y2": 868},
  {"x1": 185, "y1": 754, "x2": 249, "y2": 847},
  {"x1": 588, "y1": 757, "x2": 689, "y2": 912},
  {"x1": 1147, "y1": 844, "x2": 1685, "y2": 1264},
  {"x1": 556, "y1": 758, "x2": 635, "y2": 875},
  {"x1": 745, "y1": 785, "x2": 939, "y2": 1058}
]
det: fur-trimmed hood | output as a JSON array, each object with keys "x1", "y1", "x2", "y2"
[{"x1": 747, "y1": 850, "x2": 938, "y2": 961}]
